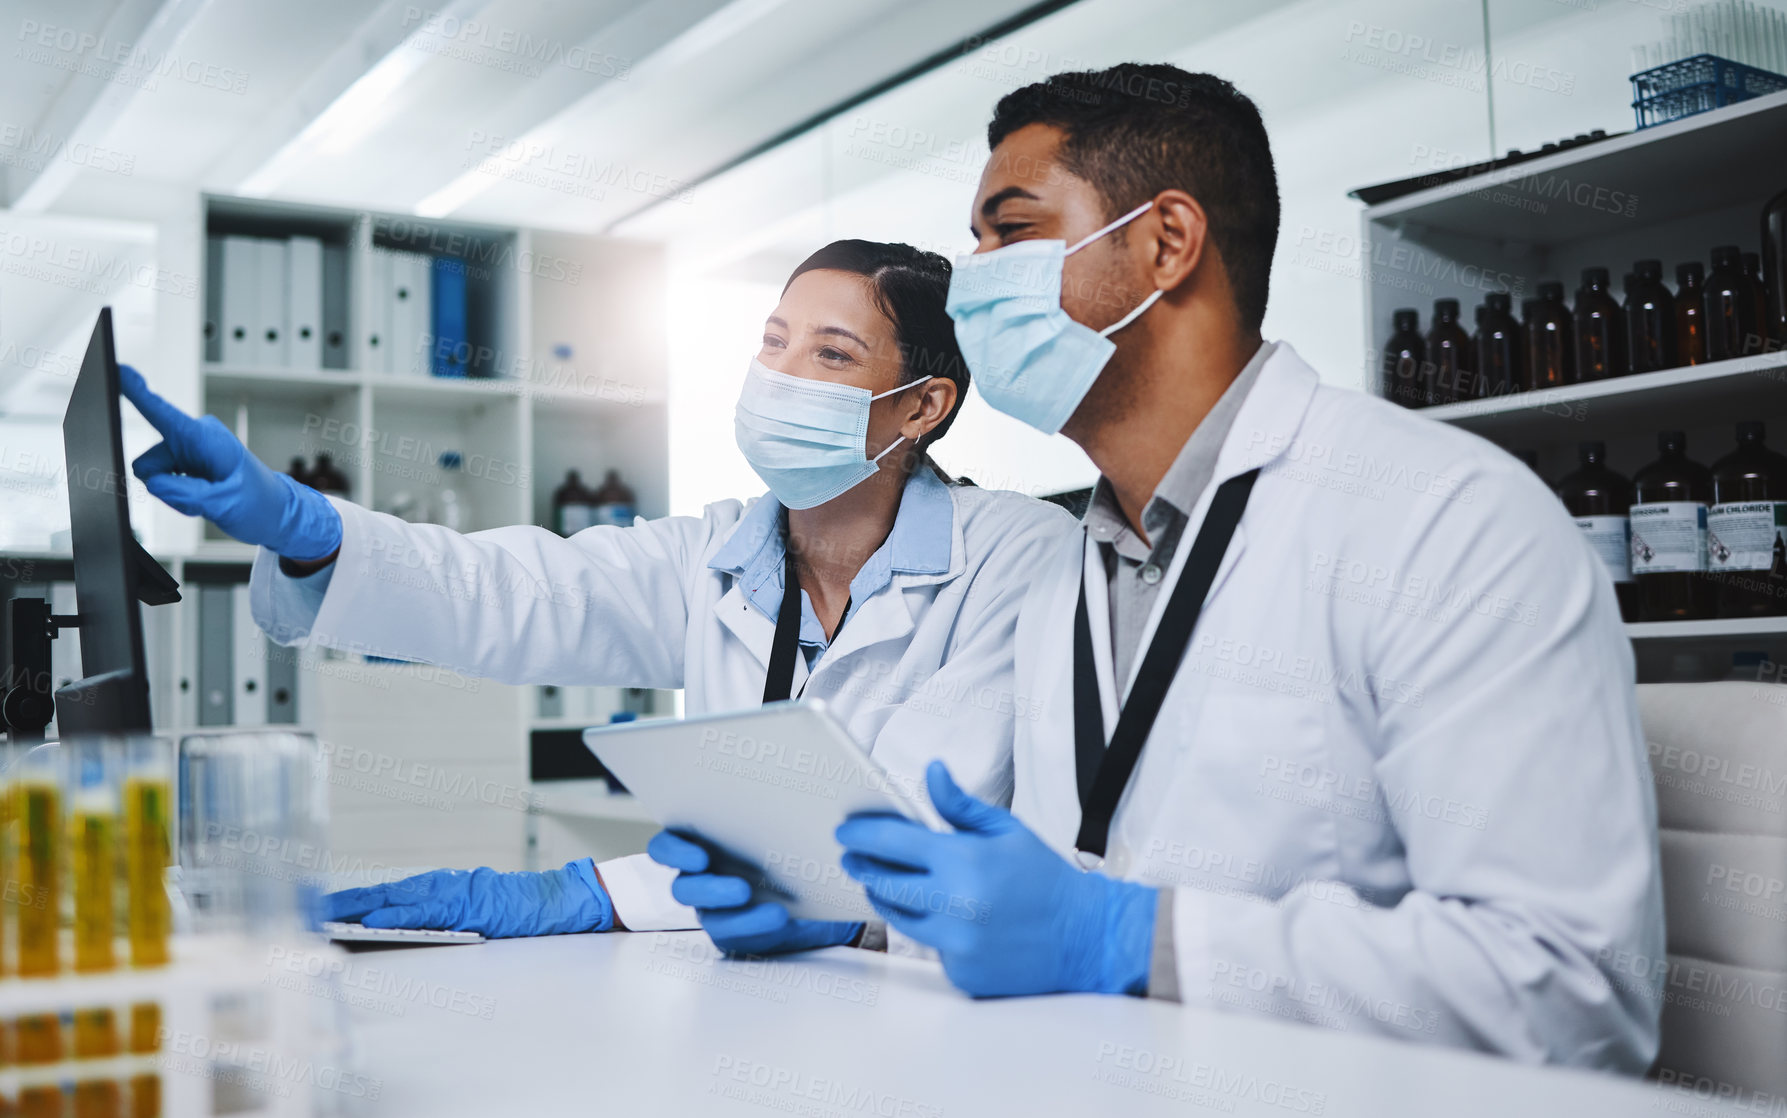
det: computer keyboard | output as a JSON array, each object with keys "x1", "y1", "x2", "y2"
[{"x1": 323, "y1": 921, "x2": 485, "y2": 945}]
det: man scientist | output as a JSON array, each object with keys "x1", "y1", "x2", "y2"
[{"x1": 662, "y1": 62, "x2": 1665, "y2": 1072}]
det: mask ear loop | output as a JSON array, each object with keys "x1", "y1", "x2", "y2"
[
  {"x1": 1100, "y1": 288, "x2": 1165, "y2": 338},
  {"x1": 1065, "y1": 201, "x2": 1154, "y2": 256},
  {"x1": 865, "y1": 374, "x2": 939, "y2": 463},
  {"x1": 1060, "y1": 202, "x2": 1166, "y2": 338},
  {"x1": 867, "y1": 374, "x2": 934, "y2": 402}
]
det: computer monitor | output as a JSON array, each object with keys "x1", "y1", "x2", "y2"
[{"x1": 55, "y1": 306, "x2": 180, "y2": 737}]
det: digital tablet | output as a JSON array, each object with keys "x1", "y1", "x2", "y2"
[{"x1": 582, "y1": 701, "x2": 942, "y2": 922}]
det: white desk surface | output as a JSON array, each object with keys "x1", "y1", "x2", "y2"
[{"x1": 346, "y1": 931, "x2": 1737, "y2": 1117}]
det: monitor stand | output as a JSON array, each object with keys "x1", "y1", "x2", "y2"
[{"x1": 0, "y1": 541, "x2": 179, "y2": 745}]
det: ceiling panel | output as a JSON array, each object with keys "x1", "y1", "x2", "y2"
[
  {"x1": 441, "y1": 0, "x2": 1056, "y2": 230},
  {"x1": 257, "y1": 0, "x2": 677, "y2": 208}
]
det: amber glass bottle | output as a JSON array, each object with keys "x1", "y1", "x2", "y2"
[
  {"x1": 1675, "y1": 262, "x2": 1708, "y2": 367},
  {"x1": 1574, "y1": 267, "x2": 1626, "y2": 380},
  {"x1": 1474, "y1": 292, "x2": 1523, "y2": 398},
  {"x1": 1382, "y1": 308, "x2": 1427, "y2": 408},
  {"x1": 1764, "y1": 188, "x2": 1787, "y2": 347},
  {"x1": 1523, "y1": 282, "x2": 1574, "y2": 389},
  {"x1": 1425, "y1": 298, "x2": 1473, "y2": 405},
  {"x1": 1708, "y1": 422, "x2": 1787, "y2": 617},
  {"x1": 1631, "y1": 431, "x2": 1716, "y2": 621},
  {"x1": 1558, "y1": 441, "x2": 1640, "y2": 621},
  {"x1": 308, "y1": 453, "x2": 351, "y2": 496},
  {"x1": 1624, "y1": 259, "x2": 1676, "y2": 374},
  {"x1": 1705, "y1": 245, "x2": 1758, "y2": 361},
  {"x1": 1742, "y1": 252, "x2": 1769, "y2": 353}
]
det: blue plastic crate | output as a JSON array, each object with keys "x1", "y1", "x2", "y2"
[{"x1": 1630, "y1": 53, "x2": 1787, "y2": 129}]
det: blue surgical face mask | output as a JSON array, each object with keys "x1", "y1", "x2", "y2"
[
  {"x1": 945, "y1": 201, "x2": 1163, "y2": 434},
  {"x1": 734, "y1": 358, "x2": 931, "y2": 510}
]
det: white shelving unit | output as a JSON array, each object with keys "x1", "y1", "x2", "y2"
[
  {"x1": 0, "y1": 193, "x2": 675, "y2": 872},
  {"x1": 189, "y1": 196, "x2": 674, "y2": 870},
  {"x1": 1358, "y1": 92, "x2": 1787, "y2": 679}
]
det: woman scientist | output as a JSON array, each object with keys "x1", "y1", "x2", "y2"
[{"x1": 123, "y1": 239, "x2": 1075, "y2": 954}]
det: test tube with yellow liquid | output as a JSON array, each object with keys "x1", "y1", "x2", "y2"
[
  {"x1": 123, "y1": 757, "x2": 171, "y2": 969},
  {"x1": 14, "y1": 1011, "x2": 64, "y2": 1118},
  {"x1": 1, "y1": 760, "x2": 15, "y2": 978},
  {"x1": 14, "y1": 754, "x2": 62, "y2": 978},
  {"x1": 69, "y1": 751, "x2": 120, "y2": 975},
  {"x1": 0, "y1": 1018, "x2": 13, "y2": 1116},
  {"x1": 13, "y1": 749, "x2": 67, "y2": 1118},
  {"x1": 128, "y1": 1003, "x2": 160, "y2": 1118},
  {"x1": 71, "y1": 1006, "x2": 120, "y2": 1118}
]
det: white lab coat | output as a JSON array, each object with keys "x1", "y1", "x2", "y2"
[
  {"x1": 251, "y1": 469, "x2": 1077, "y2": 930},
  {"x1": 1010, "y1": 343, "x2": 1663, "y2": 1071}
]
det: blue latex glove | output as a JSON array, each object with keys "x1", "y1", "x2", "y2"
[
  {"x1": 120, "y1": 364, "x2": 343, "y2": 561},
  {"x1": 322, "y1": 859, "x2": 613, "y2": 938},
  {"x1": 647, "y1": 830, "x2": 861, "y2": 956},
  {"x1": 836, "y1": 761, "x2": 1158, "y2": 998}
]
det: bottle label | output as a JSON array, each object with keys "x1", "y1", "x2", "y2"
[
  {"x1": 1708, "y1": 501, "x2": 1787, "y2": 571},
  {"x1": 594, "y1": 502, "x2": 636, "y2": 528},
  {"x1": 1574, "y1": 516, "x2": 1632, "y2": 583},
  {"x1": 559, "y1": 504, "x2": 597, "y2": 535},
  {"x1": 1629, "y1": 502, "x2": 1707, "y2": 574}
]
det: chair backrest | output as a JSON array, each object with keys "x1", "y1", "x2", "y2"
[{"x1": 1637, "y1": 681, "x2": 1787, "y2": 1105}]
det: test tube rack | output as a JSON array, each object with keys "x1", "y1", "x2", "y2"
[{"x1": 0, "y1": 934, "x2": 330, "y2": 1117}]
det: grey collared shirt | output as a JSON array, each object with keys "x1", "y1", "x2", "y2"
[
  {"x1": 1078, "y1": 340, "x2": 1272, "y2": 1004},
  {"x1": 1081, "y1": 341, "x2": 1273, "y2": 691}
]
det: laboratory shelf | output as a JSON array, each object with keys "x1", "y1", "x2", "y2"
[
  {"x1": 1626, "y1": 616, "x2": 1787, "y2": 641},
  {"x1": 530, "y1": 782, "x2": 650, "y2": 823},
  {"x1": 1363, "y1": 89, "x2": 1787, "y2": 242},
  {"x1": 188, "y1": 539, "x2": 259, "y2": 563},
  {"x1": 1421, "y1": 352, "x2": 1787, "y2": 441},
  {"x1": 367, "y1": 374, "x2": 523, "y2": 407},
  {"x1": 203, "y1": 364, "x2": 362, "y2": 401},
  {"x1": 530, "y1": 716, "x2": 600, "y2": 731},
  {"x1": 202, "y1": 365, "x2": 660, "y2": 408},
  {"x1": 369, "y1": 373, "x2": 666, "y2": 411}
]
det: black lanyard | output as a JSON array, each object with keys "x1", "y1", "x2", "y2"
[
  {"x1": 1072, "y1": 468, "x2": 1260, "y2": 862},
  {"x1": 761, "y1": 548, "x2": 851, "y2": 705},
  {"x1": 762, "y1": 548, "x2": 803, "y2": 705}
]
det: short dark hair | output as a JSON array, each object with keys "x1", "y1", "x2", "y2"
[
  {"x1": 784, "y1": 239, "x2": 968, "y2": 447},
  {"x1": 987, "y1": 63, "x2": 1279, "y2": 332}
]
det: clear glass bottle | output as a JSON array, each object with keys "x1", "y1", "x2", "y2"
[
  {"x1": 1631, "y1": 430, "x2": 1716, "y2": 621},
  {"x1": 1558, "y1": 441, "x2": 1639, "y2": 622},
  {"x1": 434, "y1": 451, "x2": 466, "y2": 532}
]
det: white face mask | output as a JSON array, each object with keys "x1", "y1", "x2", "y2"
[
  {"x1": 945, "y1": 201, "x2": 1163, "y2": 434},
  {"x1": 733, "y1": 358, "x2": 931, "y2": 510}
]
